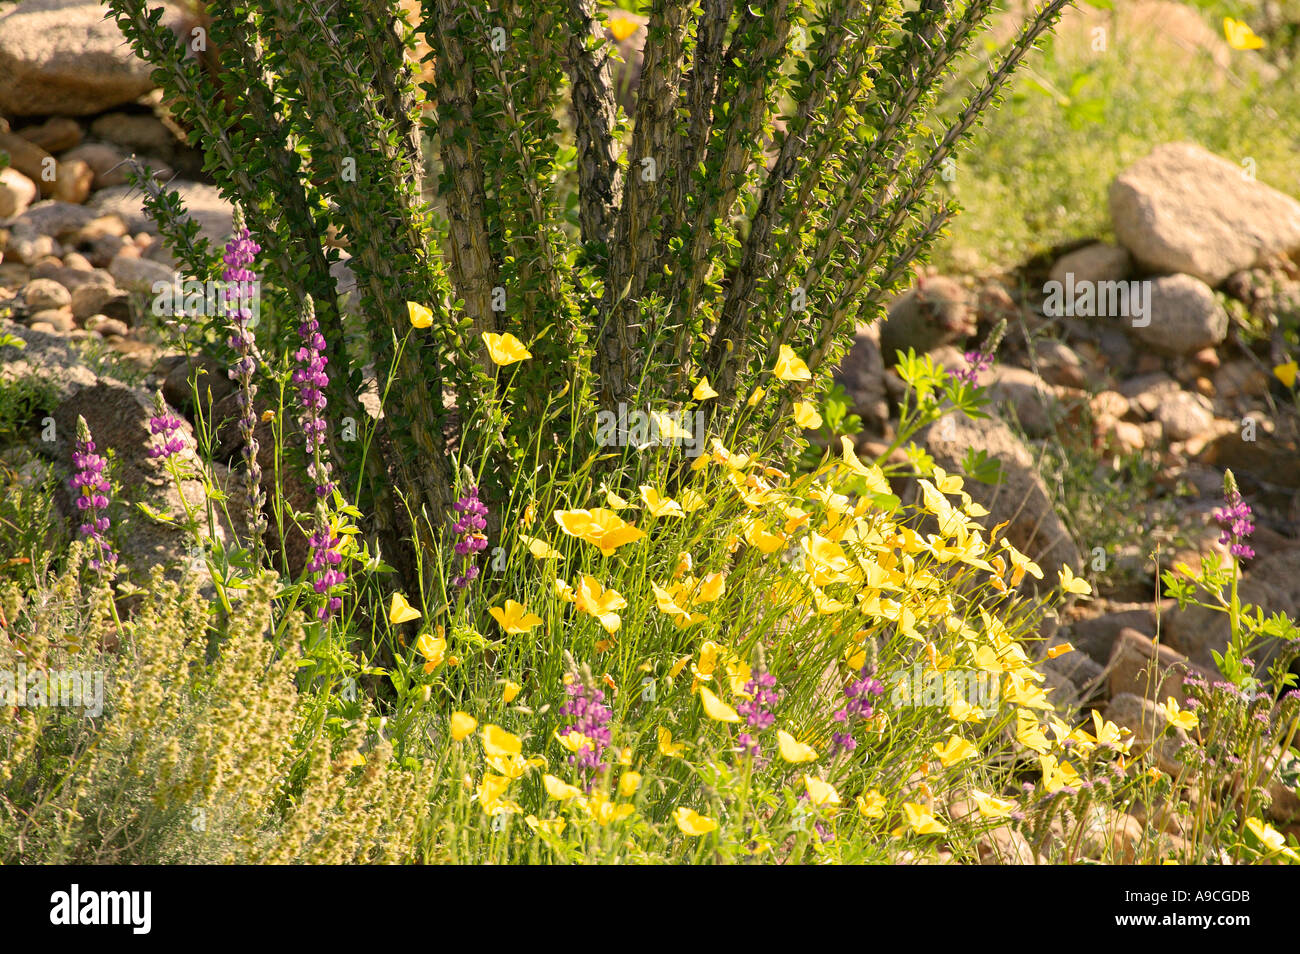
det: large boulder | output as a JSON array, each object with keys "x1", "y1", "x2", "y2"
[
  {"x1": 0, "y1": 0, "x2": 185, "y2": 116},
  {"x1": 1110, "y1": 143, "x2": 1300, "y2": 285}
]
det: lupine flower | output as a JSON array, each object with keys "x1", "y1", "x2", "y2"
[
  {"x1": 451, "y1": 485, "x2": 488, "y2": 588},
  {"x1": 69, "y1": 416, "x2": 116, "y2": 574},
  {"x1": 831, "y1": 665, "x2": 884, "y2": 754},
  {"x1": 147, "y1": 391, "x2": 185, "y2": 461},
  {"x1": 951, "y1": 318, "x2": 1006, "y2": 386},
  {"x1": 292, "y1": 295, "x2": 333, "y2": 500},
  {"x1": 736, "y1": 670, "x2": 779, "y2": 758},
  {"x1": 224, "y1": 206, "x2": 266, "y2": 537},
  {"x1": 558, "y1": 675, "x2": 613, "y2": 785},
  {"x1": 292, "y1": 295, "x2": 343, "y2": 620},
  {"x1": 1214, "y1": 470, "x2": 1255, "y2": 560},
  {"x1": 306, "y1": 525, "x2": 345, "y2": 621}
]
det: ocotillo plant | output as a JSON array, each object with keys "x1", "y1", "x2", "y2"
[{"x1": 107, "y1": 0, "x2": 1068, "y2": 582}]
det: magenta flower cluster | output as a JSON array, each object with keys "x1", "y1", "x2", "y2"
[
  {"x1": 952, "y1": 349, "x2": 993, "y2": 386},
  {"x1": 736, "y1": 670, "x2": 779, "y2": 758},
  {"x1": 292, "y1": 298, "x2": 333, "y2": 500},
  {"x1": 451, "y1": 485, "x2": 488, "y2": 588},
  {"x1": 306, "y1": 526, "x2": 345, "y2": 621},
  {"x1": 223, "y1": 209, "x2": 266, "y2": 539},
  {"x1": 68, "y1": 417, "x2": 116, "y2": 573},
  {"x1": 559, "y1": 678, "x2": 613, "y2": 784},
  {"x1": 1214, "y1": 482, "x2": 1255, "y2": 561},
  {"x1": 147, "y1": 392, "x2": 185, "y2": 461},
  {"x1": 831, "y1": 666, "x2": 883, "y2": 754}
]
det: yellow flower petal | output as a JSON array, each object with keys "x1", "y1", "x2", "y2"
[
  {"x1": 388, "y1": 592, "x2": 422, "y2": 624},
  {"x1": 450, "y1": 711, "x2": 477, "y2": 742},
  {"x1": 774, "y1": 344, "x2": 812, "y2": 382},
  {"x1": 542, "y1": 774, "x2": 582, "y2": 801},
  {"x1": 699, "y1": 686, "x2": 741, "y2": 723},
  {"x1": 693, "y1": 377, "x2": 719, "y2": 400},
  {"x1": 673, "y1": 806, "x2": 717, "y2": 836},
  {"x1": 482, "y1": 331, "x2": 532, "y2": 366},
  {"x1": 407, "y1": 301, "x2": 433, "y2": 328},
  {"x1": 793, "y1": 401, "x2": 822, "y2": 430},
  {"x1": 777, "y1": 729, "x2": 818, "y2": 764}
]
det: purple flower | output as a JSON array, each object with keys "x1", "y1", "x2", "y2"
[
  {"x1": 950, "y1": 319, "x2": 1005, "y2": 386},
  {"x1": 1213, "y1": 470, "x2": 1255, "y2": 560},
  {"x1": 293, "y1": 294, "x2": 344, "y2": 621},
  {"x1": 736, "y1": 669, "x2": 779, "y2": 758},
  {"x1": 450, "y1": 485, "x2": 488, "y2": 588},
  {"x1": 147, "y1": 391, "x2": 185, "y2": 461},
  {"x1": 306, "y1": 526, "x2": 345, "y2": 621},
  {"x1": 831, "y1": 665, "x2": 884, "y2": 754},
  {"x1": 68, "y1": 416, "x2": 117, "y2": 574},
  {"x1": 224, "y1": 207, "x2": 266, "y2": 539},
  {"x1": 559, "y1": 676, "x2": 613, "y2": 785}
]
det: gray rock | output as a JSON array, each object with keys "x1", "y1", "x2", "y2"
[
  {"x1": 1127, "y1": 273, "x2": 1228, "y2": 355},
  {"x1": 89, "y1": 113, "x2": 179, "y2": 162},
  {"x1": 831, "y1": 320, "x2": 890, "y2": 437},
  {"x1": 1110, "y1": 142, "x2": 1300, "y2": 285},
  {"x1": 1152, "y1": 389, "x2": 1214, "y2": 442},
  {"x1": 90, "y1": 181, "x2": 233, "y2": 247},
  {"x1": 0, "y1": 0, "x2": 186, "y2": 116},
  {"x1": 981, "y1": 365, "x2": 1062, "y2": 438},
  {"x1": 2, "y1": 226, "x2": 56, "y2": 264},
  {"x1": 84, "y1": 314, "x2": 130, "y2": 338},
  {"x1": 108, "y1": 252, "x2": 176, "y2": 293},
  {"x1": 1049, "y1": 242, "x2": 1132, "y2": 288},
  {"x1": 21, "y1": 277, "x2": 71, "y2": 310},
  {"x1": 13, "y1": 116, "x2": 82, "y2": 153},
  {"x1": 10, "y1": 199, "x2": 97, "y2": 238},
  {"x1": 25, "y1": 307, "x2": 74, "y2": 332},
  {"x1": 0, "y1": 167, "x2": 38, "y2": 219},
  {"x1": 70, "y1": 281, "x2": 120, "y2": 321}
]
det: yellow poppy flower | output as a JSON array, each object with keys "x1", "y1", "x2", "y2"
[
  {"x1": 481, "y1": 724, "x2": 522, "y2": 759},
  {"x1": 777, "y1": 730, "x2": 818, "y2": 764},
  {"x1": 1223, "y1": 16, "x2": 1265, "y2": 50},
  {"x1": 640, "y1": 486, "x2": 684, "y2": 517},
  {"x1": 575, "y1": 575, "x2": 628, "y2": 633},
  {"x1": 415, "y1": 632, "x2": 447, "y2": 673},
  {"x1": 502, "y1": 680, "x2": 522, "y2": 703},
  {"x1": 542, "y1": 774, "x2": 582, "y2": 801},
  {"x1": 388, "y1": 592, "x2": 421, "y2": 624},
  {"x1": 407, "y1": 301, "x2": 433, "y2": 328},
  {"x1": 857, "y1": 790, "x2": 886, "y2": 818},
  {"x1": 519, "y1": 533, "x2": 564, "y2": 560},
  {"x1": 450, "y1": 711, "x2": 477, "y2": 741},
  {"x1": 774, "y1": 344, "x2": 812, "y2": 381},
  {"x1": 673, "y1": 806, "x2": 717, "y2": 836},
  {"x1": 657, "y1": 726, "x2": 686, "y2": 757},
  {"x1": 1274, "y1": 360, "x2": 1298, "y2": 389},
  {"x1": 1156, "y1": 696, "x2": 1199, "y2": 731},
  {"x1": 699, "y1": 686, "x2": 741, "y2": 723},
  {"x1": 606, "y1": 13, "x2": 640, "y2": 41},
  {"x1": 971, "y1": 790, "x2": 1017, "y2": 819},
  {"x1": 933, "y1": 734, "x2": 978, "y2": 767},
  {"x1": 693, "y1": 377, "x2": 719, "y2": 400},
  {"x1": 482, "y1": 331, "x2": 531, "y2": 366},
  {"x1": 618, "y1": 772, "x2": 642, "y2": 797},
  {"x1": 804, "y1": 775, "x2": 842, "y2": 809},
  {"x1": 903, "y1": 801, "x2": 947, "y2": 835},
  {"x1": 553, "y1": 508, "x2": 645, "y2": 555},
  {"x1": 488, "y1": 599, "x2": 543, "y2": 634},
  {"x1": 1058, "y1": 564, "x2": 1091, "y2": 596},
  {"x1": 793, "y1": 401, "x2": 823, "y2": 429}
]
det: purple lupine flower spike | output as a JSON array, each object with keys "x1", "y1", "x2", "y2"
[
  {"x1": 450, "y1": 484, "x2": 488, "y2": 588},
  {"x1": 292, "y1": 294, "x2": 344, "y2": 621},
  {"x1": 1214, "y1": 470, "x2": 1255, "y2": 561},
  {"x1": 559, "y1": 673, "x2": 613, "y2": 788},
  {"x1": 69, "y1": 415, "x2": 117, "y2": 575},
  {"x1": 831, "y1": 664, "x2": 884, "y2": 754},
  {"x1": 951, "y1": 319, "x2": 1006, "y2": 386},
  {"x1": 147, "y1": 391, "x2": 185, "y2": 461},
  {"x1": 224, "y1": 206, "x2": 266, "y2": 542},
  {"x1": 736, "y1": 669, "x2": 779, "y2": 758}
]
